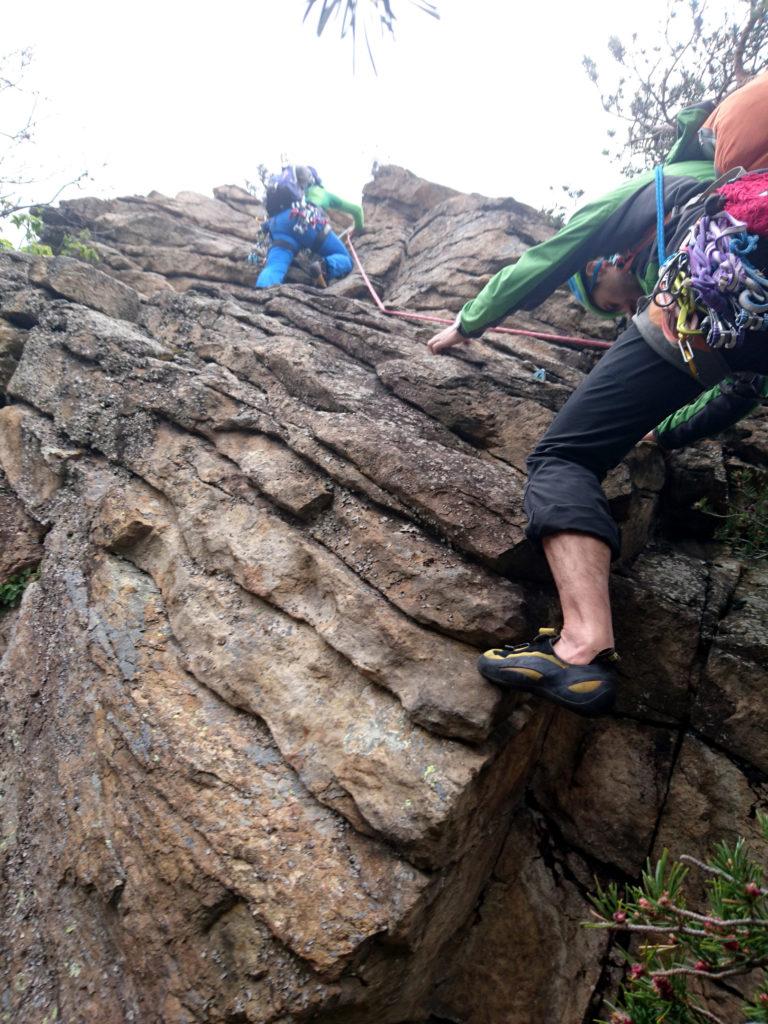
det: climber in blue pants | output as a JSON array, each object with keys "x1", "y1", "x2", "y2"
[{"x1": 255, "y1": 206, "x2": 353, "y2": 289}]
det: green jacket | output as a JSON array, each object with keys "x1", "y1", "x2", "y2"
[
  {"x1": 458, "y1": 160, "x2": 715, "y2": 337},
  {"x1": 655, "y1": 376, "x2": 768, "y2": 449},
  {"x1": 305, "y1": 184, "x2": 364, "y2": 233}
]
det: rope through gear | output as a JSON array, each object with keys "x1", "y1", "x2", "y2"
[
  {"x1": 652, "y1": 204, "x2": 768, "y2": 355},
  {"x1": 346, "y1": 235, "x2": 613, "y2": 351},
  {"x1": 246, "y1": 222, "x2": 613, "y2": 351}
]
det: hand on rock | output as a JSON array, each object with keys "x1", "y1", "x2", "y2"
[{"x1": 426, "y1": 322, "x2": 471, "y2": 355}]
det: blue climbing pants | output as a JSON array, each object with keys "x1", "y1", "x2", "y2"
[
  {"x1": 255, "y1": 209, "x2": 353, "y2": 288},
  {"x1": 256, "y1": 244, "x2": 296, "y2": 288},
  {"x1": 316, "y1": 231, "x2": 354, "y2": 281}
]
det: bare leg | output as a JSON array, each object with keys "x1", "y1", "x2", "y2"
[{"x1": 542, "y1": 531, "x2": 613, "y2": 665}]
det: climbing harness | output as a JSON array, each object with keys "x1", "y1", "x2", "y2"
[
  {"x1": 651, "y1": 171, "x2": 768, "y2": 374},
  {"x1": 288, "y1": 199, "x2": 329, "y2": 237}
]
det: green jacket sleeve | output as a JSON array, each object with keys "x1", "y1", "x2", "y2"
[
  {"x1": 654, "y1": 375, "x2": 768, "y2": 449},
  {"x1": 457, "y1": 160, "x2": 715, "y2": 337},
  {"x1": 306, "y1": 184, "x2": 364, "y2": 233}
]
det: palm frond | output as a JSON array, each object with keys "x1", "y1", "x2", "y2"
[{"x1": 304, "y1": 0, "x2": 439, "y2": 54}]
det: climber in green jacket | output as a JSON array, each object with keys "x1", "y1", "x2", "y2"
[
  {"x1": 425, "y1": 87, "x2": 768, "y2": 719},
  {"x1": 427, "y1": 157, "x2": 716, "y2": 347},
  {"x1": 296, "y1": 165, "x2": 365, "y2": 234},
  {"x1": 425, "y1": 98, "x2": 767, "y2": 452}
]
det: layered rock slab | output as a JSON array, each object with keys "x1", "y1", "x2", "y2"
[
  {"x1": 428, "y1": 810, "x2": 611, "y2": 1024},
  {"x1": 7, "y1": 310, "x2": 518, "y2": 741},
  {"x1": 0, "y1": 428, "x2": 548, "y2": 1024},
  {"x1": 694, "y1": 563, "x2": 768, "y2": 773},
  {"x1": 0, "y1": 229, "x2": 556, "y2": 1021},
  {"x1": 0, "y1": 517, "x2": 424, "y2": 1023}
]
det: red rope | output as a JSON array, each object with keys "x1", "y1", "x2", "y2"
[{"x1": 346, "y1": 235, "x2": 612, "y2": 351}]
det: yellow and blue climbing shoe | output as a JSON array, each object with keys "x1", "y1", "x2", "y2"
[{"x1": 477, "y1": 628, "x2": 618, "y2": 717}]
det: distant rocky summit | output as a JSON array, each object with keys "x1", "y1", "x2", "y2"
[{"x1": 0, "y1": 166, "x2": 765, "y2": 1023}]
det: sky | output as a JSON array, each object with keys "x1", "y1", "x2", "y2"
[{"x1": 1, "y1": 0, "x2": 711, "y2": 221}]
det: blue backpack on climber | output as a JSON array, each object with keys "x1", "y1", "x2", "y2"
[{"x1": 263, "y1": 166, "x2": 305, "y2": 217}]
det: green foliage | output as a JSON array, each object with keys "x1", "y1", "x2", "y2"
[
  {"x1": 583, "y1": 0, "x2": 768, "y2": 174},
  {"x1": 695, "y1": 467, "x2": 768, "y2": 560},
  {"x1": 10, "y1": 212, "x2": 53, "y2": 257},
  {"x1": 0, "y1": 566, "x2": 38, "y2": 609},
  {"x1": 59, "y1": 228, "x2": 99, "y2": 264},
  {"x1": 587, "y1": 816, "x2": 768, "y2": 1023},
  {"x1": 1, "y1": 212, "x2": 99, "y2": 264}
]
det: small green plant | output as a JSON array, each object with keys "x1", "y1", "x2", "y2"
[
  {"x1": 59, "y1": 228, "x2": 99, "y2": 263},
  {"x1": 0, "y1": 213, "x2": 99, "y2": 264},
  {"x1": 0, "y1": 566, "x2": 38, "y2": 609},
  {"x1": 695, "y1": 467, "x2": 768, "y2": 561},
  {"x1": 10, "y1": 212, "x2": 53, "y2": 256},
  {"x1": 587, "y1": 814, "x2": 768, "y2": 1023}
]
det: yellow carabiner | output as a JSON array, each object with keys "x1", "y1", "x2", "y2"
[{"x1": 677, "y1": 336, "x2": 699, "y2": 379}]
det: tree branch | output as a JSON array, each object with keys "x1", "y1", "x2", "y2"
[
  {"x1": 653, "y1": 955, "x2": 768, "y2": 981},
  {"x1": 0, "y1": 171, "x2": 90, "y2": 220},
  {"x1": 680, "y1": 854, "x2": 768, "y2": 896},
  {"x1": 733, "y1": 0, "x2": 762, "y2": 85}
]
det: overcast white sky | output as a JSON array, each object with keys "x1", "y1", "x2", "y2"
[{"x1": 2, "y1": 0, "x2": 710, "y2": 219}]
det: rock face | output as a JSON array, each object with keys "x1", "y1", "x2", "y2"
[{"x1": 0, "y1": 165, "x2": 766, "y2": 1023}]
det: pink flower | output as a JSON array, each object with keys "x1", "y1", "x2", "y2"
[{"x1": 653, "y1": 976, "x2": 674, "y2": 1000}]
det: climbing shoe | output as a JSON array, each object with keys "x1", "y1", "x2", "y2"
[
  {"x1": 308, "y1": 259, "x2": 328, "y2": 288},
  {"x1": 477, "y1": 628, "x2": 618, "y2": 717}
]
